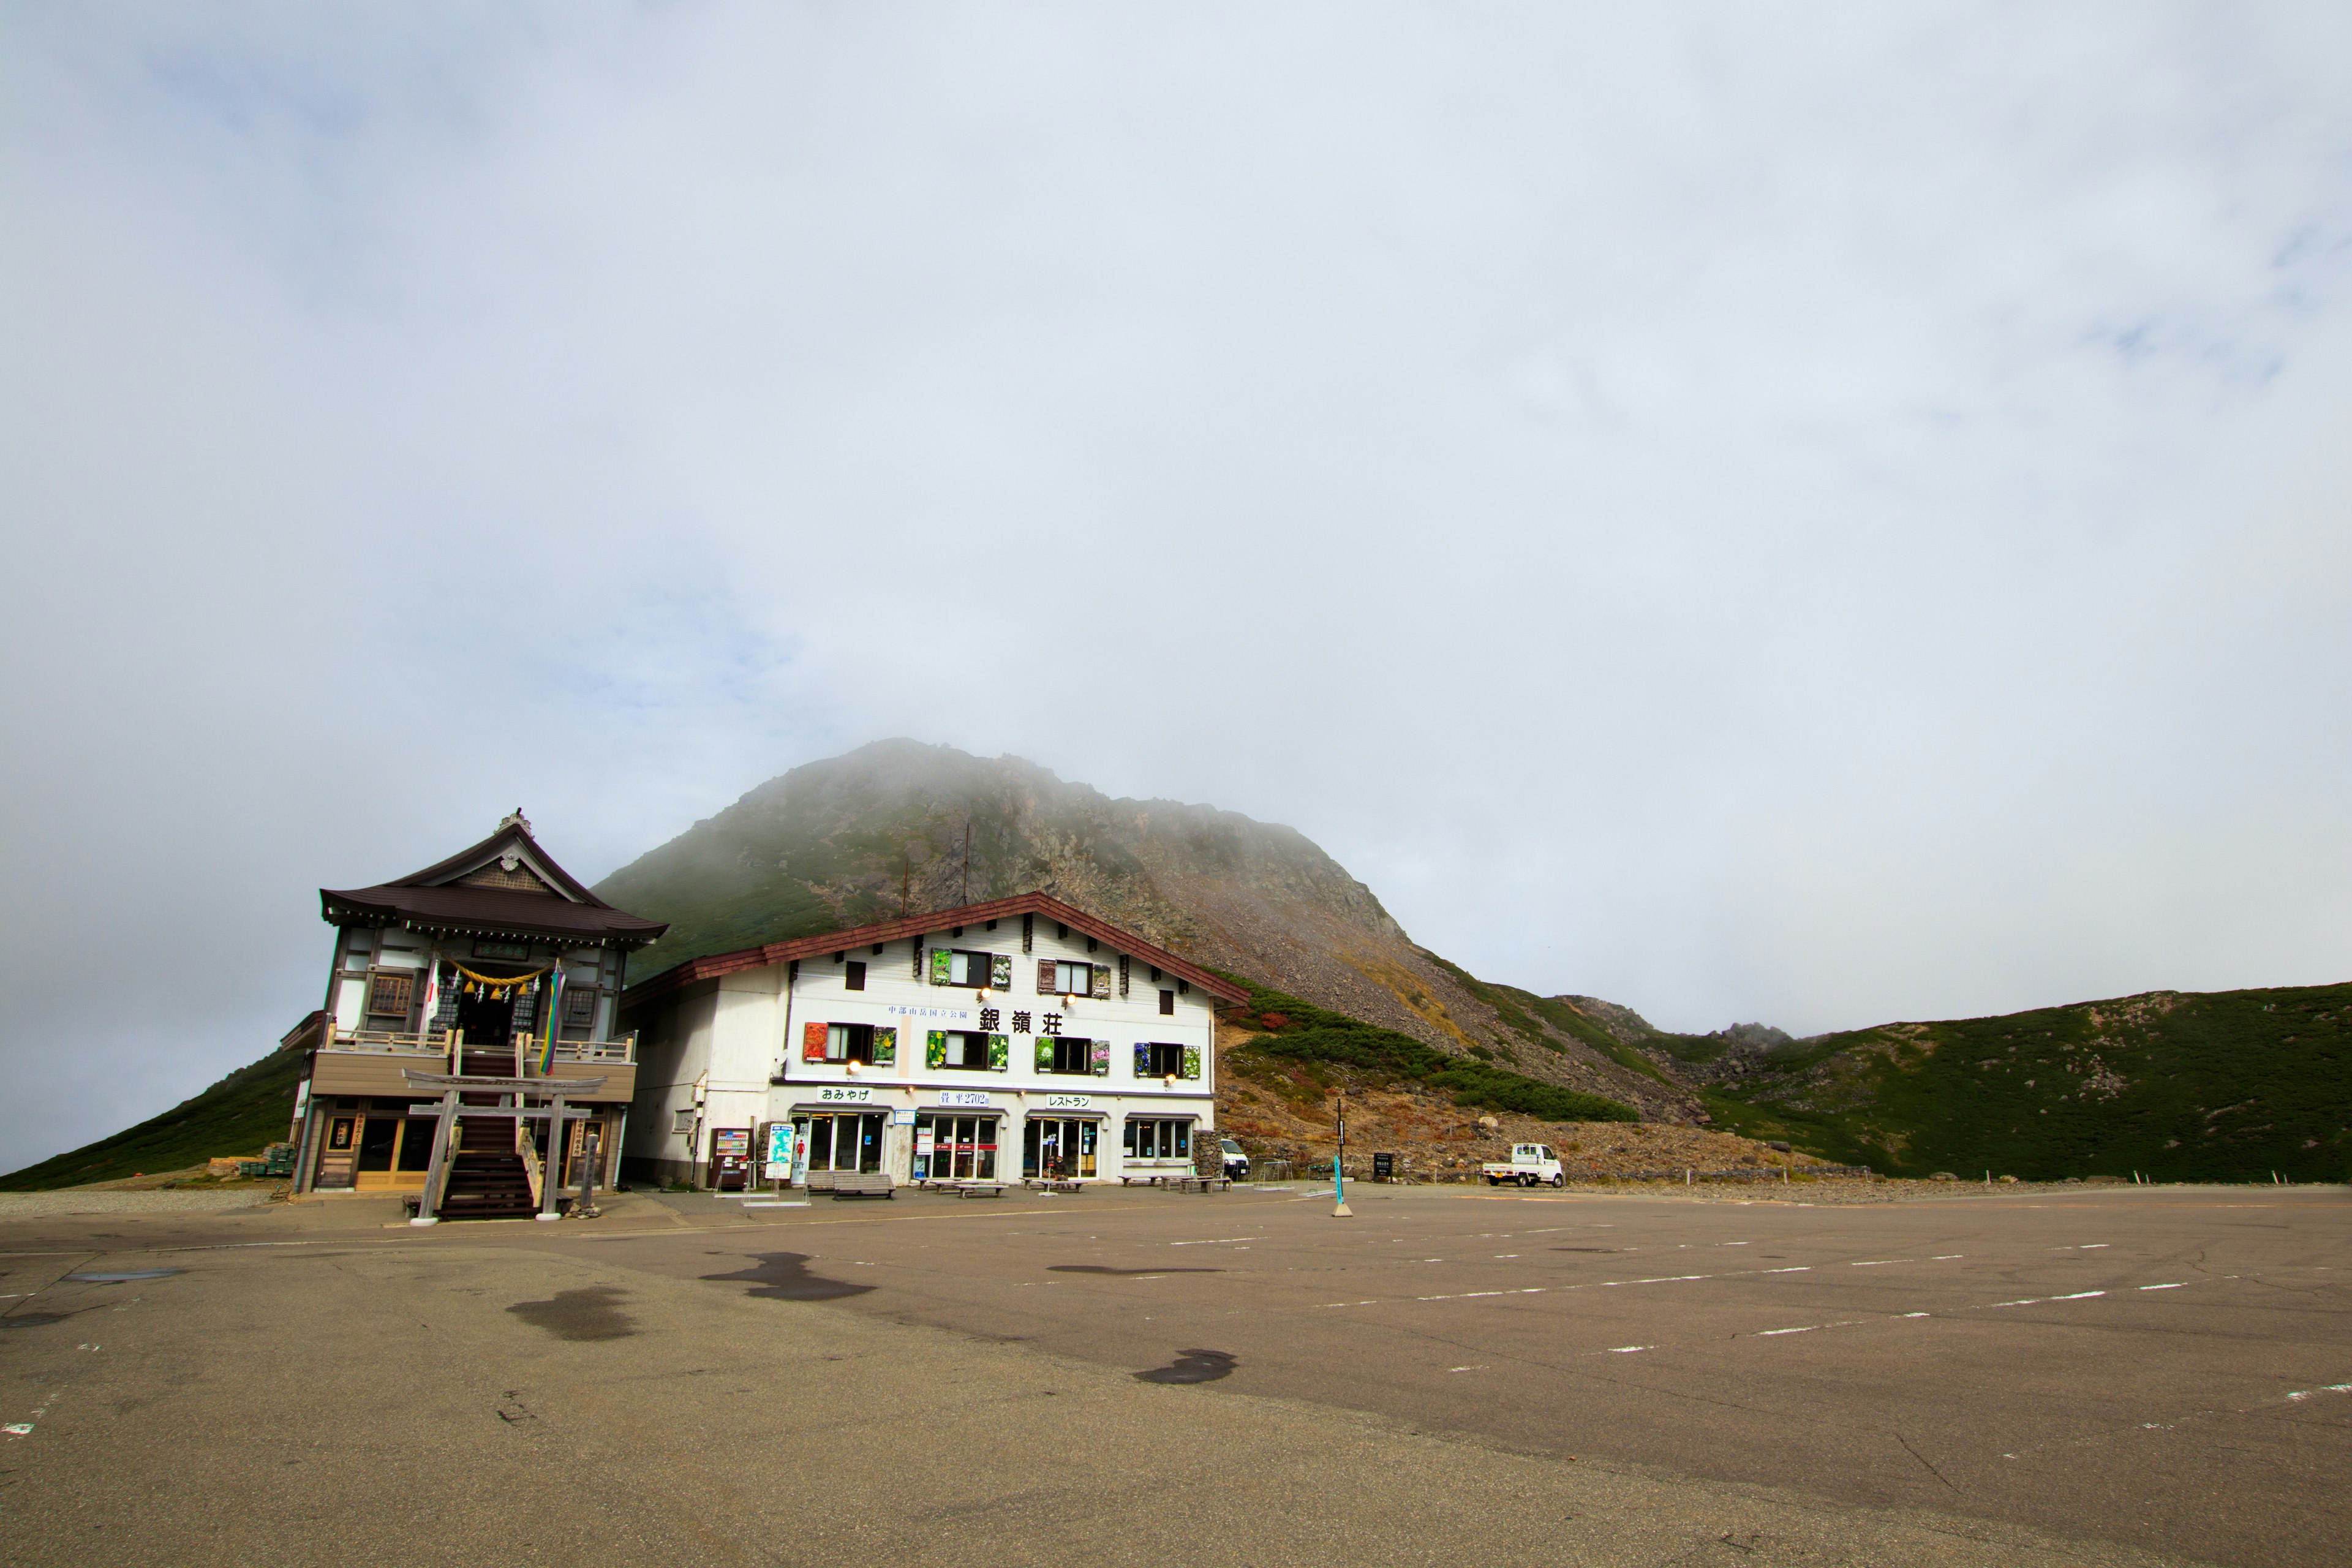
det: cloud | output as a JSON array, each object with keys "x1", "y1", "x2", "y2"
[{"x1": 3, "y1": 4, "x2": 2350, "y2": 1170}]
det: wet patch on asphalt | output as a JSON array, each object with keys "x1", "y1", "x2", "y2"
[
  {"x1": 701, "y1": 1253, "x2": 875, "y2": 1302},
  {"x1": 1, "y1": 1311, "x2": 86, "y2": 1329},
  {"x1": 506, "y1": 1286, "x2": 637, "y2": 1341},
  {"x1": 1135, "y1": 1349, "x2": 1237, "y2": 1385},
  {"x1": 66, "y1": 1269, "x2": 186, "y2": 1284},
  {"x1": 1049, "y1": 1265, "x2": 1223, "y2": 1277}
]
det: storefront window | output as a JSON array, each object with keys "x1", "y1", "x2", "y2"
[
  {"x1": 1123, "y1": 1119, "x2": 1190, "y2": 1160},
  {"x1": 914, "y1": 1115, "x2": 998, "y2": 1181}
]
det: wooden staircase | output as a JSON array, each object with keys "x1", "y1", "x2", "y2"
[{"x1": 439, "y1": 1150, "x2": 535, "y2": 1220}]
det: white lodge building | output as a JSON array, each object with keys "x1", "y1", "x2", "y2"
[{"x1": 619, "y1": 894, "x2": 1248, "y2": 1189}]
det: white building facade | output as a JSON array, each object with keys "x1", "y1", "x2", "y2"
[{"x1": 619, "y1": 894, "x2": 1245, "y2": 1189}]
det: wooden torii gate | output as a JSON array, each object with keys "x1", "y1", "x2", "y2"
[{"x1": 401, "y1": 1070, "x2": 609, "y2": 1226}]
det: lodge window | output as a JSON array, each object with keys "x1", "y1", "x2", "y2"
[
  {"x1": 562, "y1": 986, "x2": 598, "y2": 1030},
  {"x1": 1140, "y1": 1041, "x2": 1185, "y2": 1077},
  {"x1": 366, "y1": 969, "x2": 415, "y2": 1020},
  {"x1": 1159, "y1": 989, "x2": 1175, "y2": 1016},
  {"x1": 826, "y1": 1023, "x2": 876, "y2": 1063},
  {"x1": 1123, "y1": 1119, "x2": 1191, "y2": 1160},
  {"x1": 1042, "y1": 1036, "x2": 1091, "y2": 1075},
  {"x1": 671, "y1": 1108, "x2": 695, "y2": 1135},
  {"x1": 1048, "y1": 960, "x2": 1094, "y2": 995},
  {"x1": 937, "y1": 1031, "x2": 991, "y2": 1069},
  {"x1": 845, "y1": 960, "x2": 866, "y2": 991},
  {"x1": 941, "y1": 949, "x2": 996, "y2": 987}
]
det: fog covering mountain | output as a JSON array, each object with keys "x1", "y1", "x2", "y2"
[
  {"x1": 596, "y1": 741, "x2": 1704, "y2": 1122},
  {"x1": 601, "y1": 741, "x2": 2352, "y2": 1181}
]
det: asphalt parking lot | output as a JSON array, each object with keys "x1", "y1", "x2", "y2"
[{"x1": 1, "y1": 1183, "x2": 2340, "y2": 1566}]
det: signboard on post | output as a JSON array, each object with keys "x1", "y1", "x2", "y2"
[
  {"x1": 764, "y1": 1122, "x2": 793, "y2": 1169},
  {"x1": 1373, "y1": 1152, "x2": 1395, "y2": 1183}
]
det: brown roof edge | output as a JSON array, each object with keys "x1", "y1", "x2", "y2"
[
  {"x1": 377, "y1": 823, "x2": 610, "y2": 907},
  {"x1": 620, "y1": 892, "x2": 1251, "y2": 1010},
  {"x1": 280, "y1": 1009, "x2": 330, "y2": 1054}
]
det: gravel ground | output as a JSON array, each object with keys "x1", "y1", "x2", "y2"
[{"x1": 0, "y1": 1188, "x2": 278, "y2": 1216}]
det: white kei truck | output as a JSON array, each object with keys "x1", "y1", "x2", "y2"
[{"x1": 1482, "y1": 1143, "x2": 1566, "y2": 1187}]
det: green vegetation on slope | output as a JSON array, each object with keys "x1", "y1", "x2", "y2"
[
  {"x1": 1215, "y1": 971, "x2": 1640, "y2": 1126},
  {"x1": 1, "y1": 1047, "x2": 304, "y2": 1190},
  {"x1": 1696, "y1": 984, "x2": 2352, "y2": 1182}
]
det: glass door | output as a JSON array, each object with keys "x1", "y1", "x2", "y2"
[{"x1": 1024, "y1": 1118, "x2": 1098, "y2": 1180}]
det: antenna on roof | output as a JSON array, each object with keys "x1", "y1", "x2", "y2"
[{"x1": 499, "y1": 807, "x2": 532, "y2": 835}]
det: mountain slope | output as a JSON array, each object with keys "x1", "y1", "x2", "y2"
[
  {"x1": 0, "y1": 1047, "x2": 303, "y2": 1190},
  {"x1": 1635, "y1": 984, "x2": 2352, "y2": 1182},
  {"x1": 597, "y1": 740, "x2": 1700, "y2": 1122}
]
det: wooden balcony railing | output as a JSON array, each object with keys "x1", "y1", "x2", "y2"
[{"x1": 326, "y1": 1028, "x2": 636, "y2": 1066}]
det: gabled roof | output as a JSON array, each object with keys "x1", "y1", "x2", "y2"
[
  {"x1": 619, "y1": 891, "x2": 1249, "y2": 1008},
  {"x1": 320, "y1": 815, "x2": 669, "y2": 950}
]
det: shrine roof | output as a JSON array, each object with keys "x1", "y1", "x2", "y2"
[
  {"x1": 320, "y1": 817, "x2": 668, "y2": 949},
  {"x1": 619, "y1": 891, "x2": 1250, "y2": 1008}
]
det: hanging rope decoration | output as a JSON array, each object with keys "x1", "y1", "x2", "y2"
[{"x1": 443, "y1": 960, "x2": 552, "y2": 1003}]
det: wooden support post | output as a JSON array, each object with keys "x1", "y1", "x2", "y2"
[
  {"x1": 412, "y1": 1088, "x2": 460, "y2": 1226},
  {"x1": 538, "y1": 1095, "x2": 567, "y2": 1220}
]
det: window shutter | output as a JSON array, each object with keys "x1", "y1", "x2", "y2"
[
  {"x1": 1133, "y1": 1042, "x2": 1150, "y2": 1077},
  {"x1": 1036, "y1": 959, "x2": 1056, "y2": 994},
  {"x1": 1035, "y1": 1038, "x2": 1055, "y2": 1072},
  {"x1": 1090, "y1": 965, "x2": 1111, "y2": 1000},
  {"x1": 802, "y1": 1021, "x2": 828, "y2": 1062},
  {"x1": 929, "y1": 948, "x2": 952, "y2": 985},
  {"x1": 873, "y1": 1027, "x2": 897, "y2": 1066},
  {"x1": 1091, "y1": 1040, "x2": 1109, "y2": 1077},
  {"x1": 925, "y1": 1030, "x2": 947, "y2": 1069},
  {"x1": 991, "y1": 953, "x2": 1012, "y2": 989},
  {"x1": 989, "y1": 1035, "x2": 1009, "y2": 1071},
  {"x1": 1182, "y1": 1046, "x2": 1202, "y2": 1080},
  {"x1": 1118, "y1": 953, "x2": 1129, "y2": 998}
]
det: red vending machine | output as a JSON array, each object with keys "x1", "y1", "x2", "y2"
[{"x1": 709, "y1": 1127, "x2": 752, "y2": 1191}]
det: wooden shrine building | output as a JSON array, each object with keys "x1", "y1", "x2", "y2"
[{"x1": 287, "y1": 812, "x2": 668, "y2": 1220}]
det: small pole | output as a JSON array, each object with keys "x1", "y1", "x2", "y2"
[
  {"x1": 1332, "y1": 1090, "x2": 1352, "y2": 1218},
  {"x1": 574, "y1": 1116, "x2": 600, "y2": 1218}
]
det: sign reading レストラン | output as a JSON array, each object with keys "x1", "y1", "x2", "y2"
[{"x1": 1043, "y1": 1093, "x2": 1093, "y2": 1110}]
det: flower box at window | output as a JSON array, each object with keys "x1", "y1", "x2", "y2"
[
  {"x1": 1035, "y1": 1036, "x2": 1096, "y2": 1075},
  {"x1": 801, "y1": 1022, "x2": 897, "y2": 1065},
  {"x1": 925, "y1": 1030, "x2": 1007, "y2": 1071},
  {"x1": 1135, "y1": 1041, "x2": 1198, "y2": 1079},
  {"x1": 931, "y1": 949, "x2": 1012, "y2": 989},
  {"x1": 1123, "y1": 1118, "x2": 1190, "y2": 1160},
  {"x1": 1039, "y1": 959, "x2": 1112, "y2": 998}
]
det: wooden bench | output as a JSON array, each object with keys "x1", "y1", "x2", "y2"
[
  {"x1": 949, "y1": 1182, "x2": 1008, "y2": 1199},
  {"x1": 1023, "y1": 1178, "x2": 1085, "y2": 1194},
  {"x1": 802, "y1": 1170, "x2": 837, "y2": 1193},
  {"x1": 1178, "y1": 1175, "x2": 1232, "y2": 1194},
  {"x1": 830, "y1": 1172, "x2": 894, "y2": 1200}
]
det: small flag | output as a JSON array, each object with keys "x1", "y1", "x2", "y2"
[{"x1": 539, "y1": 965, "x2": 562, "y2": 1074}]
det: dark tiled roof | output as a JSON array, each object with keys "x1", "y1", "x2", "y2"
[
  {"x1": 620, "y1": 891, "x2": 1249, "y2": 1008},
  {"x1": 320, "y1": 821, "x2": 668, "y2": 949}
]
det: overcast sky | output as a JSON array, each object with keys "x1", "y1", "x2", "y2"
[{"x1": 5, "y1": 4, "x2": 2350, "y2": 1174}]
